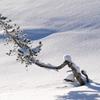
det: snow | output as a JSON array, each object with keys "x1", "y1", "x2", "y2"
[
  {"x1": 0, "y1": 0, "x2": 100, "y2": 100},
  {"x1": 64, "y1": 55, "x2": 72, "y2": 62}
]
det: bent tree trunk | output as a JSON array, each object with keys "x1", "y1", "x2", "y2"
[
  {"x1": 66, "y1": 62, "x2": 86, "y2": 85},
  {"x1": 35, "y1": 60, "x2": 88, "y2": 86},
  {"x1": 35, "y1": 60, "x2": 68, "y2": 70}
]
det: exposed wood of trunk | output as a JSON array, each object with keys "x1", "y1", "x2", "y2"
[
  {"x1": 35, "y1": 60, "x2": 86, "y2": 86},
  {"x1": 67, "y1": 63, "x2": 85, "y2": 85},
  {"x1": 35, "y1": 60, "x2": 67, "y2": 70}
]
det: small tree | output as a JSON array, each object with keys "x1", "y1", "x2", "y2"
[
  {"x1": 0, "y1": 14, "x2": 42, "y2": 67},
  {"x1": 0, "y1": 14, "x2": 89, "y2": 86}
]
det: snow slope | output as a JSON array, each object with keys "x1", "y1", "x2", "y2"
[
  {"x1": 0, "y1": 0, "x2": 100, "y2": 100},
  {"x1": 0, "y1": 0, "x2": 100, "y2": 31}
]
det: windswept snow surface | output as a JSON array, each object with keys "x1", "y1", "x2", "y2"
[
  {"x1": 0, "y1": 0, "x2": 100, "y2": 100},
  {"x1": 0, "y1": 0, "x2": 100, "y2": 31}
]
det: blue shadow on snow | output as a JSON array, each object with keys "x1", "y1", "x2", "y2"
[
  {"x1": 23, "y1": 28, "x2": 57, "y2": 40},
  {"x1": 0, "y1": 28, "x2": 57, "y2": 40},
  {"x1": 56, "y1": 81, "x2": 100, "y2": 100}
]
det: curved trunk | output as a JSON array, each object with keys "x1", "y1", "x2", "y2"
[
  {"x1": 35, "y1": 60, "x2": 88, "y2": 86},
  {"x1": 67, "y1": 63, "x2": 85, "y2": 85},
  {"x1": 35, "y1": 60, "x2": 67, "y2": 70}
]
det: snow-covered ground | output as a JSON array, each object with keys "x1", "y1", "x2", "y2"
[{"x1": 0, "y1": 0, "x2": 100, "y2": 100}]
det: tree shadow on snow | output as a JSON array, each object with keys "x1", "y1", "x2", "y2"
[
  {"x1": 23, "y1": 28, "x2": 57, "y2": 40},
  {"x1": 0, "y1": 34, "x2": 7, "y2": 40},
  {"x1": 56, "y1": 81, "x2": 100, "y2": 100},
  {"x1": 0, "y1": 28, "x2": 57, "y2": 41}
]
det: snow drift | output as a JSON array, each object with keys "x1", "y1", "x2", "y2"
[{"x1": 0, "y1": 0, "x2": 100, "y2": 100}]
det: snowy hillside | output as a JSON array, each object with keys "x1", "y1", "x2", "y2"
[
  {"x1": 0, "y1": 0, "x2": 100, "y2": 31},
  {"x1": 0, "y1": 0, "x2": 100, "y2": 100}
]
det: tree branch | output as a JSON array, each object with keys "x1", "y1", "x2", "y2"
[{"x1": 35, "y1": 60, "x2": 68, "y2": 70}]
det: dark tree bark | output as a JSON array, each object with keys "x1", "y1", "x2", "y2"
[{"x1": 35, "y1": 60, "x2": 89, "y2": 86}]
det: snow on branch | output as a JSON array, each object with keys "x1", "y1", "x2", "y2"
[
  {"x1": 0, "y1": 14, "x2": 42, "y2": 67},
  {"x1": 35, "y1": 55, "x2": 89, "y2": 86},
  {"x1": 0, "y1": 14, "x2": 89, "y2": 86},
  {"x1": 35, "y1": 60, "x2": 58, "y2": 70}
]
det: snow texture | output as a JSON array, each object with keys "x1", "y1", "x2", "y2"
[
  {"x1": 0, "y1": 0, "x2": 100, "y2": 100},
  {"x1": 64, "y1": 55, "x2": 72, "y2": 62}
]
